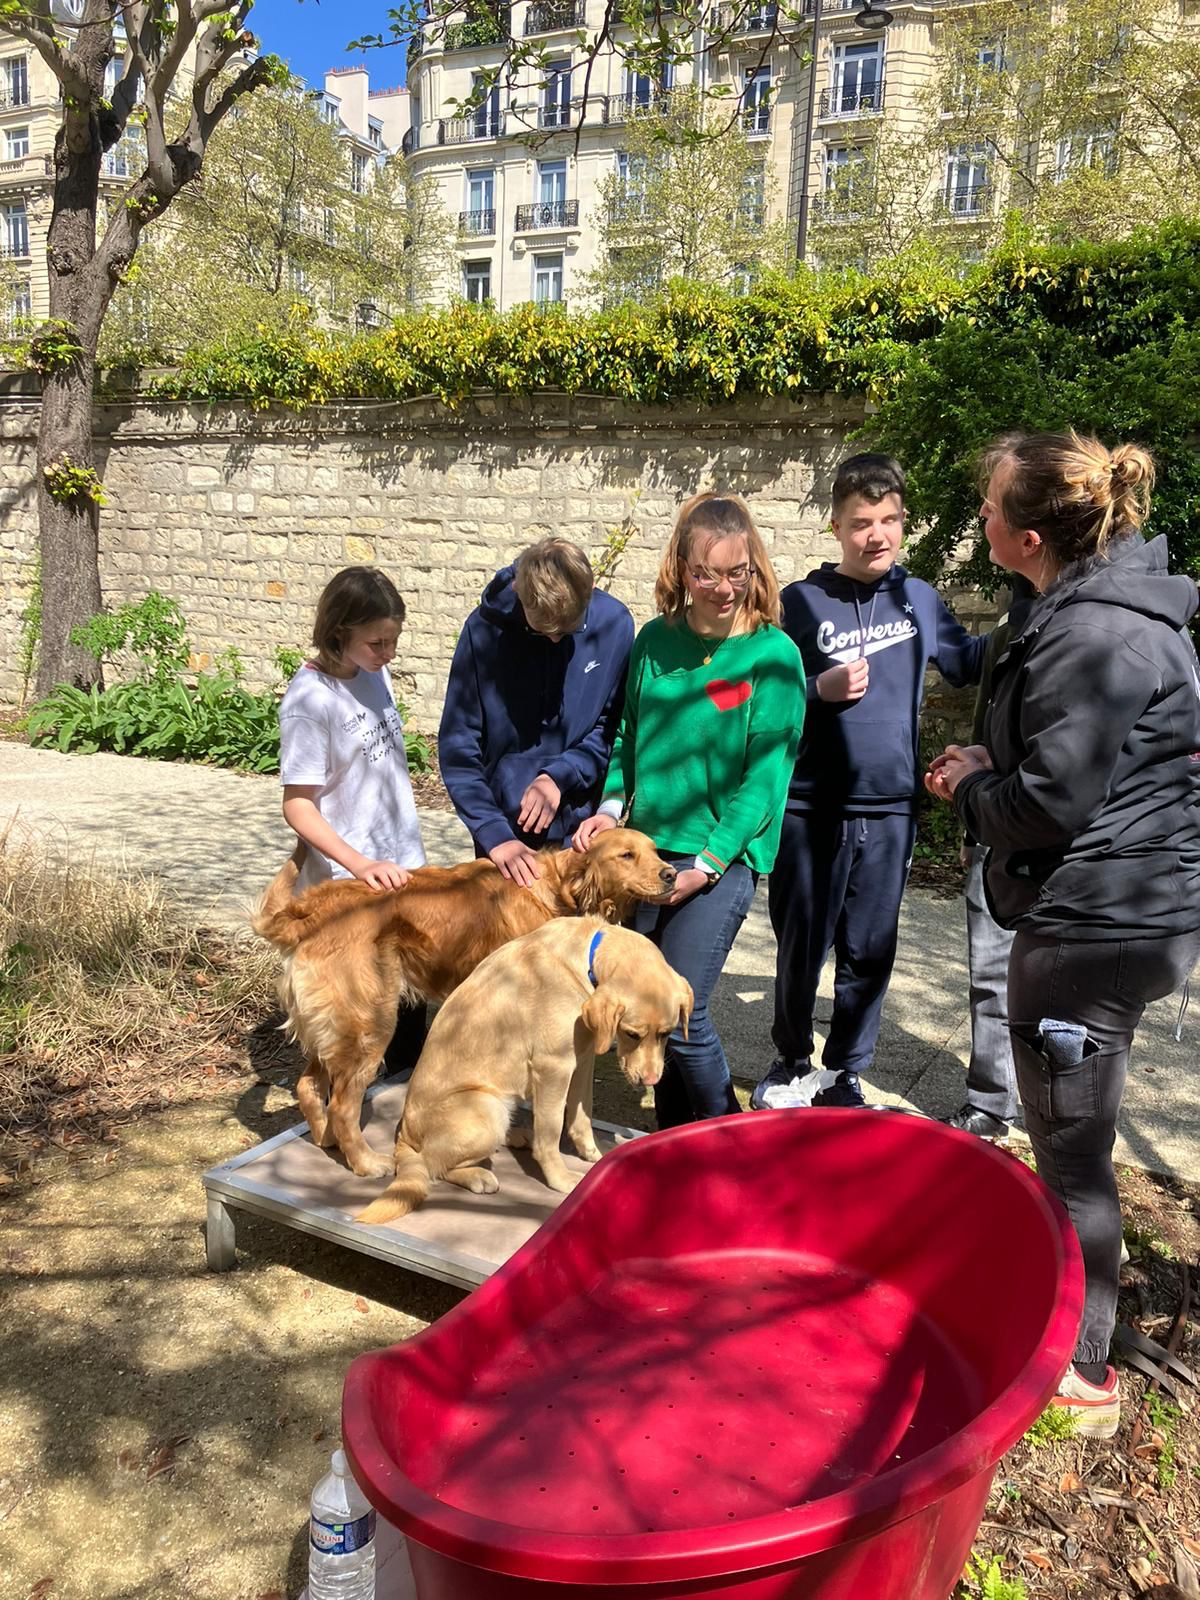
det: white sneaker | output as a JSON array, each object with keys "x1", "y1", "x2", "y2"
[{"x1": 1051, "y1": 1364, "x2": 1120, "y2": 1439}]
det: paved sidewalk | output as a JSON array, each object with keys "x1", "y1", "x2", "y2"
[{"x1": 2, "y1": 742, "x2": 1196, "y2": 1181}]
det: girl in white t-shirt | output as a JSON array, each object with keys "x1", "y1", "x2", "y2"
[{"x1": 279, "y1": 565, "x2": 428, "y2": 1073}]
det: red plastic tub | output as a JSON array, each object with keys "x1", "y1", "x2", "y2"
[{"x1": 344, "y1": 1111, "x2": 1083, "y2": 1599}]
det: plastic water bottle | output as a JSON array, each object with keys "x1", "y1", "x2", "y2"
[{"x1": 308, "y1": 1447, "x2": 376, "y2": 1600}]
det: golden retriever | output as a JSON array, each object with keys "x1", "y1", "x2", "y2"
[
  {"x1": 356, "y1": 918, "x2": 693, "y2": 1224},
  {"x1": 252, "y1": 830, "x2": 676, "y2": 1177}
]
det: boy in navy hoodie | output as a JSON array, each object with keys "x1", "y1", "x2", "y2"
[
  {"x1": 439, "y1": 537, "x2": 634, "y2": 886},
  {"x1": 753, "y1": 454, "x2": 986, "y2": 1110}
]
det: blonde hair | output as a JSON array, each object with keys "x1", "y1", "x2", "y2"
[
  {"x1": 654, "y1": 492, "x2": 782, "y2": 628},
  {"x1": 981, "y1": 430, "x2": 1155, "y2": 567},
  {"x1": 513, "y1": 537, "x2": 594, "y2": 628}
]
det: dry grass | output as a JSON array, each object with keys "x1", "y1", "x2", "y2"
[{"x1": 0, "y1": 821, "x2": 280, "y2": 1170}]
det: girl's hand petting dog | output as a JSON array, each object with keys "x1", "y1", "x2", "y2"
[
  {"x1": 573, "y1": 813, "x2": 617, "y2": 851},
  {"x1": 925, "y1": 743, "x2": 993, "y2": 802},
  {"x1": 354, "y1": 858, "x2": 412, "y2": 891}
]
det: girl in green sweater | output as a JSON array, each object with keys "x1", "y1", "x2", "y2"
[{"x1": 575, "y1": 493, "x2": 805, "y2": 1128}]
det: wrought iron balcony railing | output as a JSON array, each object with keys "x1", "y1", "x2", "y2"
[
  {"x1": 438, "y1": 114, "x2": 505, "y2": 144},
  {"x1": 940, "y1": 186, "x2": 993, "y2": 219},
  {"x1": 515, "y1": 199, "x2": 579, "y2": 230},
  {"x1": 743, "y1": 104, "x2": 771, "y2": 135},
  {"x1": 709, "y1": 3, "x2": 778, "y2": 33},
  {"x1": 819, "y1": 82, "x2": 885, "y2": 119},
  {"x1": 459, "y1": 207, "x2": 497, "y2": 234},
  {"x1": 608, "y1": 193, "x2": 652, "y2": 224},
  {"x1": 525, "y1": 1, "x2": 586, "y2": 33},
  {"x1": 538, "y1": 102, "x2": 574, "y2": 129},
  {"x1": 602, "y1": 90, "x2": 668, "y2": 124}
]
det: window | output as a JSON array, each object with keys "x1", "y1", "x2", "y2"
[
  {"x1": 104, "y1": 125, "x2": 145, "y2": 179},
  {"x1": 464, "y1": 168, "x2": 495, "y2": 231},
  {"x1": 606, "y1": 249, "x2": 661, "y2": 305},
  {"x1": 822, "y1": 145, "x2": 869, "y2": 216},
  {"x1": 103, "y1": 56, "x2": 121, "y2": 99},
  {"x1": 533, "y1": 251, "x2": 563, "y2": 303},
  {"x1": 351, "y1": 152, "x2": 369, "y2": 194},
  {"x1": 288, "y1": 260, "x2": 309, "y2": 293},
  {"x1": 463, "y1": 259, "x2": 492, "y2": 302},
  {"x1": 830, "y1": 41, "x2": 884, "y2": 116},
  {"x1": 321, "y1": 97, "x2": 341, "y2": 125},
  {"x1": 739, "y1": 165, "x2": 765, "y2": 226},
  {"x1": 470, "y1": 73, "x2": 501, "y2": 138},
  {"x1": 946, "y1": 40, "x2": 1005, "y2": 111},
  {"x1": 1055, "y1": 127, "x2": 1118, "y2": 181},
  {"x1": 538, "y1": 159, "x2": 567, "y2": 206},
  {"x1": 541, "y1": 59, "x2": 571, "y2": 129},
  {"x1": 323, "y1": 206, "x2": 337, "y2": 244},
  {"x1": 613, "y1": 152, "x2": 649, "y2": 221},
  {"x1": 2, "y1": 201, "x2": 29, "y2": 257},
  {"x1": 5, "y1": 126, "x2": 28, "y2": 160},
  {"x1": 743, "y1": 68, "x2": 771, "y2": 135},
  {"x1": 624, "y1": 64, "x2": 670, "y2": 111},
  {"x1": 944, "y1": 143, "x2": 990, "y2": 216},
  {"x1": 1, "y1": 55, "x2": 30, "y2": 108}
]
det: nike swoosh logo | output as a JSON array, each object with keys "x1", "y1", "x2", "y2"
[{"x1": 584, "y1": 660, "x2": 599, "y2": 672}]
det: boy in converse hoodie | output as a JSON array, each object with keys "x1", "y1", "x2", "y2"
[{"x1": 753, "y1": 453, "x2": 987, "y2": 1110}]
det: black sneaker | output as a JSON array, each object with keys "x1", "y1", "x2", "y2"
[
  {"x1": 750, "y1": 1058, "x2": 813, "y2": 1110},
  {"x1": 941, "y1": 1104, "x2": 1010, "y2": 1140},
  {"x1": 811, "y1": 1071, "x2": 867, "y2": 1109}
]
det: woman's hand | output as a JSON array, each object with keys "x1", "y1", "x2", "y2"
[
  {"x1": 925, "y1": 744, "x2": 993, "y2": 802},
  {"x1": 664, "y1": 867, "x2": 709, "y2": 905},
  {"x1": 354, "y1": 859, "x2": 411, "y2": 891},
  {"x1": 573, "y1": 813, "x2": 617, "y2": 851}
]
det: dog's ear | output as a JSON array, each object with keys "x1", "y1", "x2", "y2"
[
  {"x1": 571, "y1": 854, "x2": 605, "y2": 917},
  {"x1": 581, "y1": 990, "x2": 626, "y2": 1054},
  {"x1": 676, "y1": 981, "x2": 694, "y2": 1043}
]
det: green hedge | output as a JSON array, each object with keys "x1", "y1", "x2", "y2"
[{"x1": 140, "y1": 221, "x2": 1200, "y2": 584}]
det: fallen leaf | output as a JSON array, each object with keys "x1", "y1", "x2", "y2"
[
  {"x1": 1025, "y1": 1551, "x2": 1053, "y2": 1571},
  {"x1": 353, "y1": 1296, "x2": 369, "y2": 1314},
  {"x1": 1183, "y1": 1535, "x2": 1200, "y2": 1558},
  {"x1": 117, "y1": 1449, "x2": 140, "y2": 1471},
  {"x1": 1059, "y1": 1469, "x2": 1083, "y2": 1493},
  {"x1": 301, "y1": 1287, "x2": 313, "y2": 1301},
  {"x1": 312, "y1": 1428, "x2": 327, "y2": 1444},
  {"x1": 29, "y1": 1579, "x2": 54, "y2": 1600},
  {"x1": 255, "y1": 1591, "x2": 285, "y2": 1600}
]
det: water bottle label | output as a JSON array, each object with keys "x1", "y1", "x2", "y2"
[{"x1": 310, "y1": 1510, "x2": 376, "y2": 1556}]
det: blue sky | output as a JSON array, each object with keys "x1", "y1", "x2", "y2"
[{"x1": 249, "y1": 0, "x2": 409, "y2": 93}]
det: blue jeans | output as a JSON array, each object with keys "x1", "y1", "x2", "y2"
[{"x1": 632, "y1": 857, "x2": 757, "y2": 1129}]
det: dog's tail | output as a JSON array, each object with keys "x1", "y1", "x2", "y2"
[
  {"x1": 251, "y1": 843, "x2": 309, "y2": 948},
  {"x1": 355, "y1": 1140, "x2": 431, "y2": 1225}
]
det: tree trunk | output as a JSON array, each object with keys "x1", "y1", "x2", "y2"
[
  {"x1": 33, "y1": 84, "x2": 108, "y2": 697},
  {"x1": 34, "y1": 350, "x2": 103, "y2": 696}
]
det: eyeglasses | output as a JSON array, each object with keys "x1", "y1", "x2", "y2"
[{"x1": 686, "y1": 562, "x2": 756, "y2": 590}]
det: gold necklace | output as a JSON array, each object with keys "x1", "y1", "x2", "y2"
[{"x1": 688, "y1": 620, "x2": 729, "y2": 667}]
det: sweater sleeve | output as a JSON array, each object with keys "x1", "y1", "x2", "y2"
[
  {"x1": 437, "y1": 623, "x2": 514, "y2": 854},
  {"x1": 955, "y1": 622, "x2": 1161, "y2": 851},
  {"x1": 929, "y1": 590, "x2": 987, "y2": 689},
  {"x1": 601, "y1": 628, "x2": 646, "y2": 807},
  {"x1": 541, "y1": 608, "x2": 635, "y2": 799},
  {"x1": 698, "y1": 637, "x2": 806, "y2": 875}
]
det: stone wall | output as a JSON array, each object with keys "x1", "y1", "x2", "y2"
[{"x1": 0, "y1": 391, "x2": 993, "y2": 731}]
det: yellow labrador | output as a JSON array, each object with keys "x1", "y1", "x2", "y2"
[{"x1": 355, "y1": 918, "x2": 693, "y2": 1224}]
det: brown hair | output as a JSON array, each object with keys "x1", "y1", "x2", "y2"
[
  {"x1": 311, "y1": 566, "x2": 406, "y2": 662},
  {"x1": 654, "y1": 492, "x2": 782, "y2": 628},
  {"x1": 981, "y1": 431, "x2": 1155, "y2": 567},
  {"x1": 514, "y1": 537, "x2": 595, "y2": 629}
]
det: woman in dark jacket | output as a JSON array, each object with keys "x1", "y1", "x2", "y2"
[{"x1": 927, "y1": 431, "x2": 1200, "y2": 1439}]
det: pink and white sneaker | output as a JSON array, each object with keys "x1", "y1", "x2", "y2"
[{"x1": 1051, "y1": 1364, "x2": 1120, "y2": 1439}]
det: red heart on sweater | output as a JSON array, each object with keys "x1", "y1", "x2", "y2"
[{"x1": 706, "y1": 678, "x2": 753, "y2": 712}]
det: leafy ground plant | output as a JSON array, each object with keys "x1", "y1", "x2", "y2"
[{"x1": 25, "y1": 593, "x2": 433, "y2": 775}]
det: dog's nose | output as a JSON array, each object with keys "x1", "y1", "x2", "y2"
[{"x1": 660, "y1": 866, "x2": 677, "y2": 884}]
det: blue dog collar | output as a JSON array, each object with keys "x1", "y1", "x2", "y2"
[{"x1": 587, "y1": 930, "x2": 603, "y2": 988}]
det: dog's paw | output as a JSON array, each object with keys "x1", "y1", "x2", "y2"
[
  {"x1": 467, "y1": 1170, "x2": 500, "y2": 1195},
  {"x1": 349, "y1": 1151, "x2": 396, "y2": 1180},
  {"x1": 576, "y1": 1143, "x2": 603, "y2": 1164},
  {"x1": 545, "y1": 1169, "x2": 582, "y2": 1194}
]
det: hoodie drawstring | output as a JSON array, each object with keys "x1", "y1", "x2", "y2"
[{"x1": 853, "y1": 588, "x2": 880, "y2": 661}]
